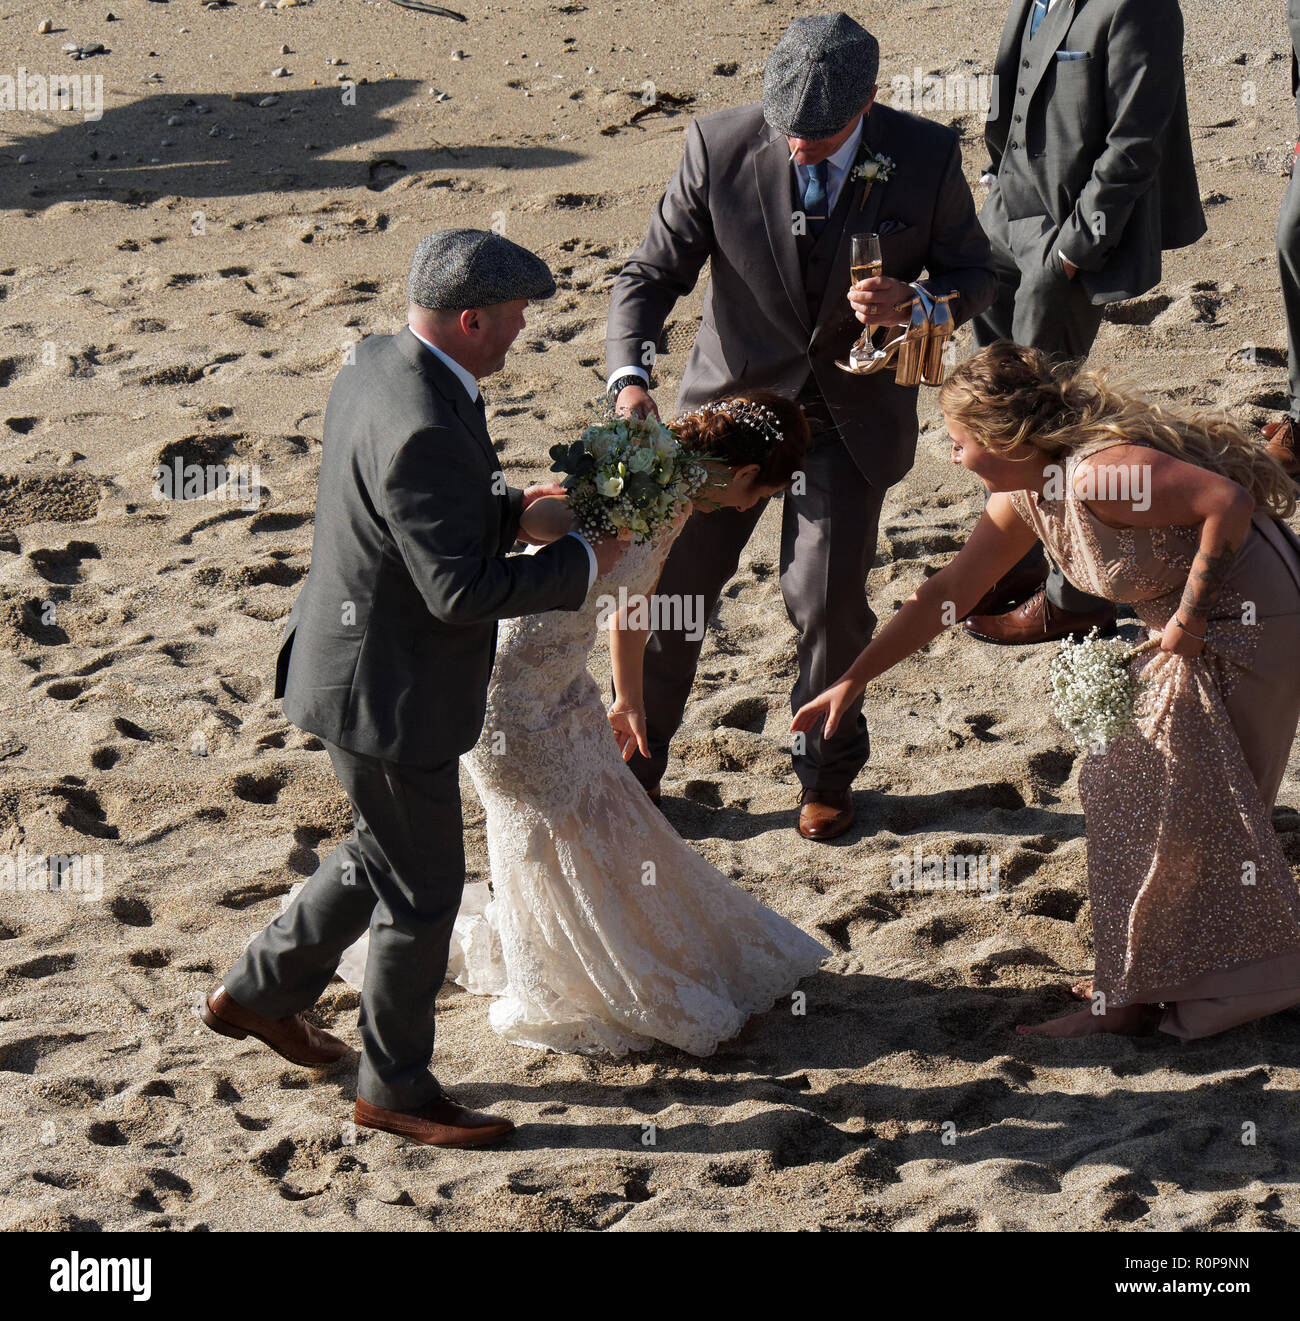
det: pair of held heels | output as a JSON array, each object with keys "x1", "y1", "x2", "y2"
[{"x1": 837, "y1": 283, "x2": 959, "y2": 386}]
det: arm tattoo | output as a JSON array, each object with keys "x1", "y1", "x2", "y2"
[{"x1": 1179, "y1": 538, "x2": 1242, "y2": 621}]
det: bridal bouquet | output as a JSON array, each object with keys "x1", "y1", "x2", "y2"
[
  {"x1": 549, "y1": 412, "x2": 707, "y2": 543},
  {"x1": 1049, "y1": 628, "x2": 1155, "y2": 753}
]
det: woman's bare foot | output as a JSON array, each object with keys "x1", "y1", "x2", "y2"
[
  {"x1": 1016, "y1": 1003, "x2": 1157, "y2": 1037},
  {"x1": 1069, "y1": 978, "x2": 1094, "y2": 1001}
]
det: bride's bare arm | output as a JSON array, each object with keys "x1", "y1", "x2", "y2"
[
  {"x1": 792, "y1": 494, "x2": 1039, "y2": 736},
  {"x1": 608, "y1": 582, "x2": 652, "y2": 761},
  {"x1": 518, "y1": 494, "x2": 576, "y2": 544}
]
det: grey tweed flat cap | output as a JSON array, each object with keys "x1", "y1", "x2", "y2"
[
  {"x1": 762, "y1": 12, "x2": 880, "y2": 139},
  {"x1": 407, "y1": 228, "x2": 557, "y2": 310}
]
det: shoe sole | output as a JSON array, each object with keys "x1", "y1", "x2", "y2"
[
  {"x1": 963, "y1": 620, "x2": 1118, "y2": 646},
  {"x1": 354, "y1": 1116, "x2": 514, "y2": 1149},
  {"x1": 201, "y1": 1001, "x2": 347, "y2": 1070}
]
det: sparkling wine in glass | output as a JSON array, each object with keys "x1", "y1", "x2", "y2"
[
  {"x1": 850, "y1": 232, "x2": 883, "y2": 288},
  {"x1": 844, "y1": 232, "x2": 886, "y2": 368}
]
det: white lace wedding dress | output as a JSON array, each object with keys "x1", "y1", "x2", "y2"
[{"x1": 304, "y1": 516, "x2": 827, "y2": 1057}]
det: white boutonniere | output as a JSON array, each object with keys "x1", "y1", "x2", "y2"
[{"x1": 851, "y1": 148, "x2": 896, "y2": 209}]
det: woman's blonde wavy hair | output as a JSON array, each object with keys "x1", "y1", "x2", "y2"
[{"x1": 938, "y1": 340, "x2": 1296, "y2": 520}]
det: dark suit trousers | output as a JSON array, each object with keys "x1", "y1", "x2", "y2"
[
  {"x1": 626, "y1": 426, "x2": 884, "y2": 794},
  {"x1": 223, "y1": 742, "x2": 464, "y2": 1111},
  {"x1": 1279, "y1": 163, "x2": 1300, "y2": 421},
  {"x1": 971, "y1": 206, "x2": 1109, "y2": 614}
]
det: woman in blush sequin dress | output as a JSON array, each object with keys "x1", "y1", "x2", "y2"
[{"x1": 795, "y1": 341, "x2": 1300, "y2": 1041}]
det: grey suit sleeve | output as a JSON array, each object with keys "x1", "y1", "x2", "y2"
[
  {"x1": 605, "y1": 116, "x2": 715, "y2": 378},
  {"x1": 383, "y1": 430, "x2": 589, "y2": 626},
  {"x1": 502, "y1": 485, "x2": 525, "y2": 551},
  {"x1": 914, "y1": 138, "x2": 997, "y2": 328},
  {"x1": 1056, "y1": 0, "x2": 1186, "y2": 271}
]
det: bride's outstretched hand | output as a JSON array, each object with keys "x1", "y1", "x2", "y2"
[
  {"x1": 791, "y1": 677, "x2": 863, "y2": 740},
  {"x1": 608, "y1": 700, "x2": 650, "y2": 761}
]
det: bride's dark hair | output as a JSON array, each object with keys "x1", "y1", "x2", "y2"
[{"x1": 671, "y1": 390, "x2": 811, "y2": 487}]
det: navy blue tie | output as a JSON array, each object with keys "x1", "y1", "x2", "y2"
[
  {"x1": 1029, "y1": 0, "x2": 1048, "y2": 37},
  {"x1": 803, "y1": 160, "x2": 829, "y2": 237}
]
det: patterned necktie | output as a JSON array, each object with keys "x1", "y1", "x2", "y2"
[
  {"x1": 1029, "y1": 0, "x2": 1048, "y2": 37},
  {"x1": 803, "y1": 160, "x2": 830, "y2": 237}
]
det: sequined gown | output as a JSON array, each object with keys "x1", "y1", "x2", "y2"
[
  {"x1": 1010, "y1": 438, "x2": 1300, "y2": 1038},
  {"x1": 313, "y1": 516, "x2": 828, "y2": 1057}
]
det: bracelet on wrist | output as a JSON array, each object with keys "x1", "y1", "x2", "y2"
[
  {"x1": 608, "y1": 374, "x2": 648, "y2": 398},
  {"x1": 1174, "y1": 616, "x2": 1205, "y2": 639}
]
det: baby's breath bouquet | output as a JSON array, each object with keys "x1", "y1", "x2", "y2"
[
  {"x1": 1049, "y1": 628, "x2": 1156, "y2": 752},
  {"x1": 548, "y1": 409, "x2": 707, "y2": 543}
]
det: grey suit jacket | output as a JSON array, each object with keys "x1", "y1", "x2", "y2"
[
  {"x1": 276, "y1": 328, "x2": 590, "y2": 767},
  {"x1": 985, "y1": 0, "x2": 1205, "y2": 304},
  {"x1": 606, "y1": 101, "x2": 996, "y2": 489}
]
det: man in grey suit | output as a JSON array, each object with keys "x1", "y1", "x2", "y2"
[
  {"x1": 1263, "y1": 0, "x2": 1300, "y2": 482},
  {"x1": 606, "y1": 12, "x2": 995, "y2": 840},
  {"x1": 964, "y1": 0, "x2": 1207, "y2": 645},
  {"x1": 204, "y1": 230, "x2": 622, "y2": 1148}
]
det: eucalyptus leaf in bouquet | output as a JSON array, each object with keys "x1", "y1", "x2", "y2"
[
  {"x1": 549, "y1": 407, "x2": 708, "y2": 543},
  {"x1": 1049, "y1": 627, "x2": 1157, "y2": 753}
]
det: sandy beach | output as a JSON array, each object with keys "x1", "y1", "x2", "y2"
[{"x1": 2, "y1": 0, "x2": 1300, "y2": 1231}]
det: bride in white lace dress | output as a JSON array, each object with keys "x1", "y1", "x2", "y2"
[{"x1": 304, "y1": 392, "x2": 828, "y2": 1056}]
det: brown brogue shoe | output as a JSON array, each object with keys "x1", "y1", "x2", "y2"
[
  {"x1": 962, "y1": 588, "x2": 1117, "y2": 646},
  {"x1": 1262, "y1": 417, "x2": 1300, "y2": 483},
  {"x1": 354, "y1": 1096, "x2": 515, "y2": 1149},
  {"x1": 962, "y1": 555, "x2": 1048, "y2": 620},
  {"x1": 798, "y1": 788, "x2": 856, "y2": 841},
  {"x1": 202, "y1": 984, "x2": 350, "y2": 1068}
]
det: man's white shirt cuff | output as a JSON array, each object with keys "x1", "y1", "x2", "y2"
[
  {"x1": 567, "y1": 531, "x2": 598, "y2": 588},
  {"x1": 607, "y1": 365, "x2": 650, "y2": 391}
]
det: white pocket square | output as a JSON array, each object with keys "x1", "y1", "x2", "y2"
[{"x1": 1055, "y1": 49, "x2": 1088, "y2": 60}]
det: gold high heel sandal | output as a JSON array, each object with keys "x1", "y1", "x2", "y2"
[
  {"x1": 836, "y1": 294, "x2": 917, "y2": 375},
  {"x1": 836, "y1": 284, "x2": 960, "y2": 385}
]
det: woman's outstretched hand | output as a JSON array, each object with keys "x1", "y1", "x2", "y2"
[
  {"x1": 791, "y1": 677, "x2": 864, "y2": 740},
  {"x1": 608, "y1": 700, "x2": 650, "y2": 761}
]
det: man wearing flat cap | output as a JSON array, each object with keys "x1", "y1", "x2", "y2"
[
  {"x1": 607, "y1": 11, "x2": 996, "y2": 840},
  {"x1": 205, "y1": 229, "x2": 620, "y2": 1147}
]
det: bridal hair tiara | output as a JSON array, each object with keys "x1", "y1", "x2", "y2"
[{"x1": 693, "y1": 398, "x2": 784, "y2": 460}]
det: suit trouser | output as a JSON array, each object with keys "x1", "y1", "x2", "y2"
[
  {"x1": 626, "y1": 424, "x2": 886, "y2": 794},
  {"x1": 1279, "y1": 162, "x2": 1300, "y2": 420},
  {"x1": 224, "y1": 741, "x2": 464, "y2": 1111},
  {"x1": 971, "y1": 209, "x2": 1109, "y2": 614}
]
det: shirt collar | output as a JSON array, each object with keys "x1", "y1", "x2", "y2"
[
  {"x1": 408, "y1": 326, "x2": 480, "y2": 403},
  {"x1": 827, "y1": 117, "x2": 864, "y2": 174},
  {"x1": 794, "y1": 115, "x2": 865, "y2": 181}
]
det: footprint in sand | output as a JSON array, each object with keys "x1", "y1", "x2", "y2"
[{"x1": 27, "y1": 540, "x2": 101, "y2": 584}]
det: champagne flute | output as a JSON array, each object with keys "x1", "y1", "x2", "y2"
[
  {"x1": 838, "y1": 232, "x2": 916, "y2": 375},
  {"x1": 847, "y1": 233, "x2": 886, "y2": 366},
  {"x1": 850, "y1": 231, "x2": 883, "y2": 289}
]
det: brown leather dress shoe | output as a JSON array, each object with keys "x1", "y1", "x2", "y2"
[
  {"x1": 963, "y1": 588, "x2": 1117, "y2": 645},
  {"x1": 355, "y1": 1096, "x2": 515, "y2": 1149},
  {"x1": 798, "y1": 788, "x2": 856, "y2": 841},
  {"x1": 962, "y1": 555, "x2": 1048, "y2": 620},
  {"x1": 202, "y1": 984, "x2": 350, "y2": 1068},
  {"x1": 1262, "y1": 417, "x2": 1300, "y2": 482}
]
